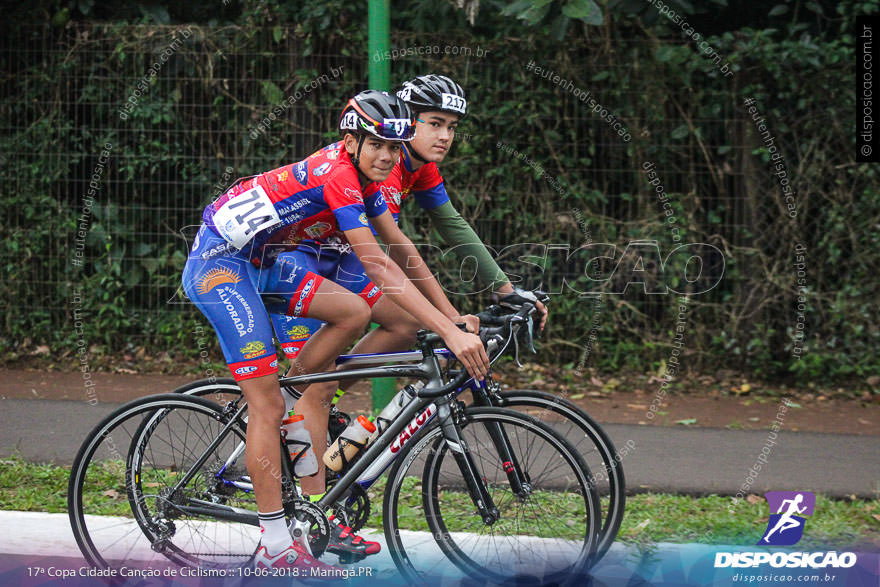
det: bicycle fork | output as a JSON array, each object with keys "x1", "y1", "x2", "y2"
[
  {"x1": 437, "y1": 401, "x2": 499, "y2": 524},
  {"x1": 470, "y1": 380, "x2": 531, "y2": 497}
]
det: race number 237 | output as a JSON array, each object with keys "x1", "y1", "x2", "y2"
[{"x1": 213, "y1": 185, "x2": 281, "y2": 249}]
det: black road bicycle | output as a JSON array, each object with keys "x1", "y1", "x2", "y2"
[
  {"x1": 173, "y1": 293, "x2": 626, "y2": 563},
  {"x1": 68, "y1": 297, "x2": 617, "y2": 583}
]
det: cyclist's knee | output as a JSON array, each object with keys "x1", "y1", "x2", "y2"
[
  {"x1": 240, "y1": 378, "x2": 286, "y2": 423},
  {"x1": 337, "y1": 298, "x2": 371, "y2": 335},
  {"x1": 383, "y1": 312, "x2": 421, "y2": 342}
]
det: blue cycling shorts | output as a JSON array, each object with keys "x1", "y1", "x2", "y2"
[
  {"x1": 271, "y1": 243, "x2": 382, "y2": 359},
  {"x1": 182, "y1": 227, "x2": 326, "y2": 381}
]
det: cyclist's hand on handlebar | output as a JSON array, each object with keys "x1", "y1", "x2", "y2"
[
  {"x1": 535, "y1": 299, "x2": 548, "y2": 331},
  {"x1": 443, "y1": 327, "x2": 490, "y2": 381},
  {"x1": 455, "y1": 314, "x2": 480, "y2": 334}
]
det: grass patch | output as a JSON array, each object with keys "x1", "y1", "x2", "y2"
[{"x1": 3, "y1": 456, "x2": 878, "y2": 549}]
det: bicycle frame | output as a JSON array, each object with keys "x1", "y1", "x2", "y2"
[{"x1": 163, "y1": 334, "x2": 527, "y2": 528}]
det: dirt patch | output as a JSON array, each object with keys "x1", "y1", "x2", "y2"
[{"x1": 1, "y1": 368, "x2": 877, "y2": 436}]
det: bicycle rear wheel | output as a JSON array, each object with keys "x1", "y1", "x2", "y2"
[
  {"x1": 383, "y1": 407, "x2": 599, "y2": 584},
  {"x1": 68, "y1": 394, "x2": 257, "y2": 571}
]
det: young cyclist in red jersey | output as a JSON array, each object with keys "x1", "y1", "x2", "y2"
[
  {"x1": 183, "y1": 90, "x2": 489, "y2": 571},
  {"x1": 272, "y1": 75, "x2": 547, "y2": 410}
]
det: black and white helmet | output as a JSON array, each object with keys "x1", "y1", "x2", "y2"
[
  {"x1": 396, "y1": 74, "x2": 467, "y2": 119},
  {"x1": 338, "y1": 90, "x2": 416, "y2": 141}
]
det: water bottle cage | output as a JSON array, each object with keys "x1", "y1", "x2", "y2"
[
  {"x1": 285, "y1": 439, "x2": 312, "y2": 478},
  {"x1": 334, "y1": 438, "x2": 368, "y2": 473},
  {"x1": 374, "y1": 416, "x2": 393, "y2": 435}
]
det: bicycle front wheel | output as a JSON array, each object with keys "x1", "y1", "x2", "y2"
[
  {"x1": 68, "y1": 394, "x2": 256, "y2": 572},
  {"x1": 383, "y1": 407, "x2": 599, "y2": 584},
  {"x1": 495, "y1": 389, "x2": 625, "y2": 561}
]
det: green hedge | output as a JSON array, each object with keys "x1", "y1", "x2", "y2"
[{"x1": 0, "y1": 4, "x2": 876, "y2": 383}]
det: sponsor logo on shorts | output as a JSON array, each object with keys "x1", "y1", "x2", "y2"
[
  {"x1": 235, "y1": 366, "x2": 257, "y2": 375},
  {"x1": 191, "y1": 225, "x2": 205, "y2": 252},
  {"x1": 286, "y1": 325, "x2": 311, "y2": 340},
  {"x1": 196, "y1": 267, "x2": 241, "y2": 295},
  {"x1": 269, "y1": 360, "x2": 278, "y2": 368},
  {"x1": 313, "y1": 162, "x2": 331, "y2": 177},
  {"x1": 239, "y1": 341, "x2": 267, "y2": 359},
  {"x1": 366, "y1": 286, "x2": 380, "y2": 299},
  {"x1": 216, "y1": 286, "x2": 255, "y2": 337},
  {"x1": 282, "y1": 344, "x2": 300, "y2": 354},
  {"x1": 293, "y1": 161, "x2": 308, "y2": 186},
  {"x1": 293, "y1": 278, "x2": 316, "y2": 316},
  {"x1": 200, "y1": 242, "x2": 234, "y2": 260}
]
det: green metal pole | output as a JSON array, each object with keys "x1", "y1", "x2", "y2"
[
  {"x1": 368, "y1": 0, "x2": 390, "y2": 91},
  {"x1": 368, "y1": 0, "x2": 396, "y2": 414}
]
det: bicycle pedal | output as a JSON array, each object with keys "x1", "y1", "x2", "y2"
[{"x1": 336, "y1": 552, "x2": 367, "y2": 565}]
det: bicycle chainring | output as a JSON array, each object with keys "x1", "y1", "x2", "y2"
[
  {"x1": 286, "y1": 499, "x2": 330, "y2": 558},
  {"x1": 331, "y1": 483, "x2": 371, "y2": 532}
]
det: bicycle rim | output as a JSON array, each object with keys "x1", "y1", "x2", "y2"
[
  {"x1": 383, "y1": 407, "x2": 599, "y2": 584},
  {"x1": 68, "y1": 394, "x2": 258, "y2": 571}
]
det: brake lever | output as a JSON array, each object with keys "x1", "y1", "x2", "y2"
[
  {"x1": 526, "y1": 314, "x2": 537, "y2": 354},
  {"x1": 512, "y1": 326, "x2": 523, "y2": 368}
]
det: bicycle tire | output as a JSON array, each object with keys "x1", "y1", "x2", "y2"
[
  {"x1": 68, "y1": 394, "x2": 256, "y2": 572},
  {"x1": 382, "y1": 406, "x2": 600, "y2": 584},
  {"x1": 174, "y1": 378, "x2": 242, "y2": 404},
  {"x1": 494, "y1": 389, "x2": 625, "y2": 561}
]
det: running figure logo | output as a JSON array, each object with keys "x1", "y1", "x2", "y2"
[{"x1": 759, "y1": 491, "x2": 815, "y2": 546}]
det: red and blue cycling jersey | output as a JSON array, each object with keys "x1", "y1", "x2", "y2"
[
  {"x1": 371, "y1": 146, "x2": 450, "y2": 223},
  {"x1": 272, "y1": 146, "x2": 453, "y2": 360},
  {"x1": 186, "y1": 143, "x2": 389, "y2": 381},
  {"x1": 201, "y1": 143, "x2": 387, "y2": 267}
]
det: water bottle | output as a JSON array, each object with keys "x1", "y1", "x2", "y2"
[
  {"x1": 373, "y1": 384, "x2": 418, "y2": 436},
  {"x1": 323, "y1": 415, "x2": 376, "y2": 472},
  {"x1": 281, "y1": 410, "x2": 319, "y2": 477}
]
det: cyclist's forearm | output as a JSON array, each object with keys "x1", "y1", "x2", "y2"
[
  {"x1": 425, "y1": 201, "x2": 509, "y2": 291},
  {"x1": 387, "y1": 240, "x2": 458, "y2": 319},
  {"x1": 360, "y1": 256, "x2": 456, "y2": 336}
]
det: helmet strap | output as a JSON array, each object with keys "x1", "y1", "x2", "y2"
[
  {"x1": 352, "y1": 134, "x2": 371, "y2": 185},
  {"x1": 405, "y1": 142, "x2": 430, "y2": 166}
]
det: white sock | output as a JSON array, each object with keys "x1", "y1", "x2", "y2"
[{"x1": 259, "y1": 509, "x2": 292, "y2": 555}]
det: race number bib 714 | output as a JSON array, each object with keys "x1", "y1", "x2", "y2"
[{"x1": 212, "y1": 185, "x2": 281, "y2": 249}]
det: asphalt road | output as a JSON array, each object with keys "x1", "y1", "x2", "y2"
[{"x1": 1, "y1": 398, "x2": 877, "y2": 498}]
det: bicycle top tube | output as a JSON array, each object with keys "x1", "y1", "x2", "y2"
[{"x1": 334, "y1": 348, "x2": 452, "y2": 366}]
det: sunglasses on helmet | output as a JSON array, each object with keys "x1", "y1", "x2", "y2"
[{"x1": 363, "y1": 118, "x2": 416, "y2": 141}]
